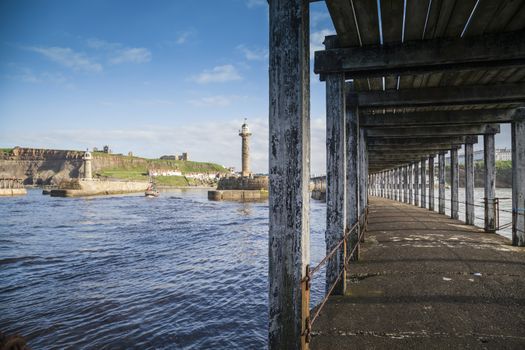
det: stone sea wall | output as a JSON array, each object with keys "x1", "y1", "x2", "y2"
[
  {"x1": 51, "y1": 179, "x2": 149, "y2": 197},
  {"x1": 217, "y1": 176, "x2": 269, "y2": 190}
]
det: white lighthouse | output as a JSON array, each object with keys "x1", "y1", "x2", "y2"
[{"x1": 83, "y1": 150, "x2": 93, "y2": 180}]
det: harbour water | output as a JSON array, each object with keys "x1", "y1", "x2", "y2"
[
  {"x1": 0, "y1": 189, "x2": 326, "y2": 349},
  {"x1": 0, "y1": 187, "x2": 512, "y2": 348}
]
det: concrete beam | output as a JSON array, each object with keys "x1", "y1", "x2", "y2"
[
  {"x1": 366, "y1": 124, "x2": 500, "y2": 138},
  {"x1": 315, "y1": 30, "x2": 525, "y2": 77},
  {"x1": 367, "y1": 136, "x2": 479, "y2": 146},
  {"x1": 268, "y1": 0, "x2": 310, "y2": 348},
  {"x1": 360, "y1": 109, "x2": 516, "y2": 127},
  {"x1": 357, "y1": 83, "x2": 525, "y2": 108},
  {"x1": 368, "y1": 145, "x2": 463, "y2": 152}
]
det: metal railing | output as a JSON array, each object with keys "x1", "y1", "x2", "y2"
[{"x1": 301, "y1": 207, "x2": 369, "y2": 345}]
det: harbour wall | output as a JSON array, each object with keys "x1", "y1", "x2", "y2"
[
  {"x1": 0, "y1": 188, "x2": 27, "y2": 196},
  {"x1": 50, "y1": 179, "x2": 149, "y2": 197}
]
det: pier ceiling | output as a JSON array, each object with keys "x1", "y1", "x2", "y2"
[{"x1": 314, "y1": 0, "x2": 525, "y2": 173}]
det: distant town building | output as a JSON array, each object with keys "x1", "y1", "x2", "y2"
[
  {"x1": 103, "y1": 145, "x2": 111, "y2": 154},
  {"x1": 160, "y1": 152, "x2": 189, "y2": 161},
  {"x1": 450, "y1": 148, "x2": 512, "y2": 165},
  {"x1": 128, "y1": 151, "x2": 133, "y2": 157}
]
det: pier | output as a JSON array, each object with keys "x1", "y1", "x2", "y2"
[
  {"x1": 311, "y1": 197, "x2": 525, "y2": 348},
  {"x1": 267, "y1": 1, "x2": 525, "y2": 349}
]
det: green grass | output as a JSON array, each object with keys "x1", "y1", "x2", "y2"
[
  {"x1": 0, "y1": 148, "x2": 13, "y2": 154},
  {"x1": 97, "y1": 168, "x2": 149, "y2": 181},
  {"x1": 154, "y1": 176, "x2": 189, "y2": 187}
]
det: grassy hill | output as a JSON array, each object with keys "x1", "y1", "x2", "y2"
[{"x1": 93, "y1": 152, "x2": 229, "y2": 186}]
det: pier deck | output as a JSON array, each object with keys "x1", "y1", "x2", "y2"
[{"x1": 311, "y1": 197, "x2": 525, "y2": 349}]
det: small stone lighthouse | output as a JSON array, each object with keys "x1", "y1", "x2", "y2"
[
  {"x1": 239, "y1": 119, "x2": 252, "y2": 177},
  {"x1": 83, "y1": 150, "x2": 93, "y2": 180}
]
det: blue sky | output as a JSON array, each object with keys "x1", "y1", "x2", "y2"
[{"x1": 0, "y1": 0, "x2": 511, "y2": 174}]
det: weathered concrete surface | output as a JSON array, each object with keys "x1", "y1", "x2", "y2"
[
  {"x1": 208, "y1": 189, "x2": 268, "y2": 201},
  {"x1": 311, "y1": 197, "x2": 525, "y2": 349},
  {"x1": 0, "y1": 188, "x2": 27, "y2": 196},
  {"x1": 50, "y1": 179, "x2": 149, "y2": 197}
]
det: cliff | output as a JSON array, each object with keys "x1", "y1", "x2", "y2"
[{"x1": 0, "y1": 147, "x2": 229, "y2": 186}]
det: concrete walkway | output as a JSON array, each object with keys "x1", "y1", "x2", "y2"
[{"x1": 311, "y1": 197, "x2": 525, "y2": 349}]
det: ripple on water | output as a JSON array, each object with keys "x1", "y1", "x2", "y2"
[{"x1": 0, "y1": 189, "x2": 325, "y2": 349}]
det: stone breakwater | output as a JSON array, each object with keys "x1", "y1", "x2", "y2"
[
  {"x1": 0, "y1": 188, "x2": 27, "y2": 196},
  {"x1": 209, "y1": 176, "x2": 269, "y2": 201},
  {"x1": 50, "y1": 179, "x2": 149, "y2": 197}
]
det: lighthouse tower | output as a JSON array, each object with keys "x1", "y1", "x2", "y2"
[
  {"x1": 239, "y1": 119, "x2": 252, "y2": 177},
  {"x1": 83, "y1": 150, "x2": 93, "y2": 180}
]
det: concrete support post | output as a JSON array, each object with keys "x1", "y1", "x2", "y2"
[
  {"x1": 512, "y1": 110, "x2": 525, "y2": 246},
  {"x1": 451, "y1": 148, "x2": 459, "y2": 220},
  {"x1": 484, "y1": 134, "x2": 496, "y2": 232},
  {"x1": 346, "y1": 94, "x2": 360, "y2": 262},
  {"x1": 421, "y1": 158, "x2": 427, "y2": 208},
  {"x1": 465, "y1": 143, "x2": 475, "y2": 225},
  {"x1": 360, "y1": 128, "x2": 367, "y2": 214},
  {"x1": 394, "y1": 168, "x2": 398, "y2": 201},
  {"x1": 409, "y1": 163, "x2": 413, "y2": 205},
  {"x1": 325, "y1": 73, "x2": 346, "y2": 295},
  {"x1": 268, "y1": 0, "x2": 310, "y2": 347},
  {"x1": 380, "y1": 172, "x2": 384, "y2": 198},
  {"x1": 414, "y1": 162, "x2": 420, "y2": 206},
  {"x1": 429, "y1": 156, "x2": 435, "y2": 211},
  {"x1": 438, "y1": 152, "x2": 446, "y2": 215},
  {"x1": 403, "y1": 166, "x2": 408, "y2": 203}
]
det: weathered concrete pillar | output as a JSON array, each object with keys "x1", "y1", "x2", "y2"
[
  {"x1": 428, "y1": 156, "x2": 435, "y2": 211},
  {"x1": 465, "y1": 143, "x2": 475, "y2": 225},
  {"x1": 512, "y1": 109, "x2": 525, "y2": 246},
  {"x1": 438, "y1": 152, "x2": 446, "y2": 215},
  {"x1": 408, "y1": 163, "x2": 413, "y2": 205},
  {"x1": 393, "y1": 168, "x2": 398, "y2": 201},
  {"x1": 268, "y1": 0, "x2": 310, "y2": 347},
  {"x1": 346, "y1": 93, "x2": 360, "y2": 262},
  {"x1": 380, "y1": 172, "x2": 384, "y2": 198},
  {"x1": 396, "y1": 168, "x2": 400, "y2": 201},
  {"x1": 414, "y1": 162, "x2": 420, "y2": 206},
  {"x1": 325, "y1": 73, "x2": 346, "y2": 295},
  {"x1": 451, "y1": 148, "x2": 459, "y2": 220},
  {"x1": 484, "y1": 133, "x2": 496, "y2": 232},
  {"x1": 421, "y1": 158, "x2": 427, "y2": 208},
  {"x1": 403, "y1": 166, "x2": 408, "y2": 203},
  {"x1": 359, "y1": 128, "x2": 367, "y2": 214}
]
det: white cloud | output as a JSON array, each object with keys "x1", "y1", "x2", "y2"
[
  {"x1": 176, "y1": 30, "x2": 193, "y2": 44},
  {"x1": 189, "y1": 95, "x2": 237, "y2": 107},
  {"x1": 109, "y1": 48, "x2": 151, "y2": 64},
  {"x1": 28, "y1": 46, "x2": 102, "y2": 72},
  {"x1": 310, "y1": 28, "x2": 335, "y2": 58},
  {"x1": 191, "y1": 64, "x2": 242, "y2": 84},
  {"x1": 237, "y1": 44, "x2": 268, "y2": 61},
  {"x1": 87, "y1": 38, "x2": 152, "y2": 64},
  {"x1": 245, "y1": 0, "x2": 266, "y2": 8}
]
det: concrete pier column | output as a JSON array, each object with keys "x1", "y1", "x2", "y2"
[
  {"x1": 421, "y1": 158, "x2": 427, "y2": 208},
  {"x1": 325, "y1": 72, "x2": 346, "y2": 295},
  {"x1": 414, "y1": 162, "x2": 420, "y2": 207},
  {"x1": 394, "y1": 168, "x2": 398, "y2": 201},
  {"x1": 346, "y1": 93, "x2": 360, "y2": 262},
  {"x1": 484, "y1": 133, "x2": 496, "y2": 232},
  {"x1": 380, "y1": 172, "x2": 384, "y2": 198},
  {"x1": 451, "y1": 148, "x2": 459, "y2": 220},
  {"x1": 512, "y1": 109, "x2": 525, "y2": 246},
  {"x1": 409, "y1": 163, "x2": 413, "y2": 205},
  {"x1": 428, "y1": 156, "x2": 435, "y2": 211},
  {"x1": 465, "y1": 143, "x2": 475, "y2": 225},
  {"x1": 403, "y1": 166, "x2": 408, "y2": 203},
  {"x1": 359, "y1": 128, "x2": 367, "y2": 215},
  {"x1": 438, "y1": 152, "x2": 446, "y2": 215},
  {"x1": 268, "y1": 0, "x2": 310, "y2": 347}
]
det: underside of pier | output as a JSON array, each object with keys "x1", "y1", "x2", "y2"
[
  {"x1": 311, "y1": 197, "x2": 525, "y2": 349},
  {"x1": 267, "y1": 0, "x2": 525, "y2": 349}
]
